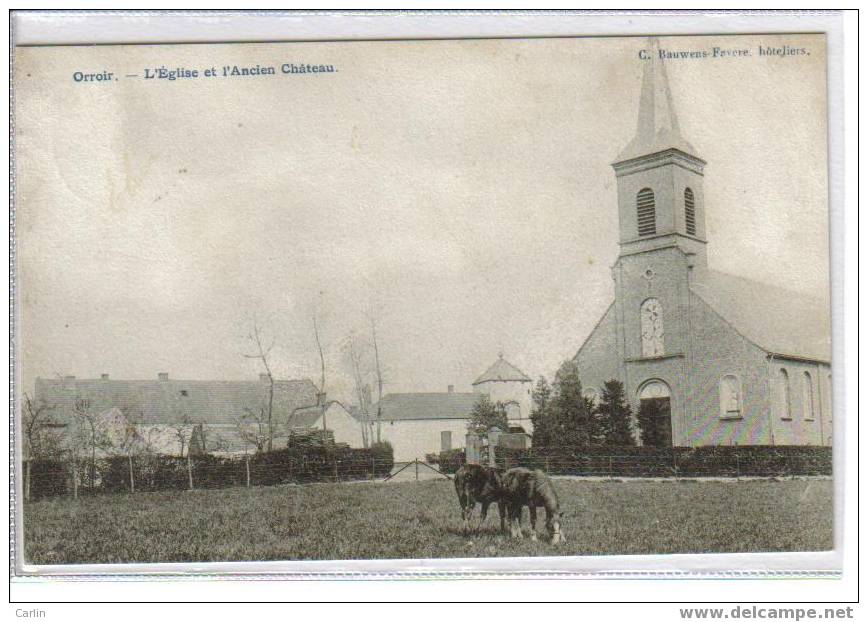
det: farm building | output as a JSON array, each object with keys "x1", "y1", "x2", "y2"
[
  {"x1": 370, "y1": 355, "x2": 533, "y2": 462},
  {"x1": 30, "y1": 373, "x2": 366, "y2": 455},
  {"x1": 572, "y1": 41, "x2": 832, "y2": 447}
]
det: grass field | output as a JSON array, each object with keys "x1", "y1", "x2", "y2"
[{"x1": 23, "y1": 477, "x2": 833, "y2": 564}]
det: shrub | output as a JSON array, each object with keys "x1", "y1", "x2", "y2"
[{"x1": 438, "y1": 449, "x2": 466, "y2": 474}]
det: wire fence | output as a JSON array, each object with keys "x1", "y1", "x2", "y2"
[
  {"x1": 24, "y1": 445, "x2": 832, "y2": 501},
  {"x1": 24, "y1": 446, "x2": 395, "y2": 500}
]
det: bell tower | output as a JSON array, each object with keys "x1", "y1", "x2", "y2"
[
  {"x1": 610, "y1": 38, "x2": 707, "y2": 369},
  {"x1": 612, "y1": 38, "x2": 708, "y2": 268}
]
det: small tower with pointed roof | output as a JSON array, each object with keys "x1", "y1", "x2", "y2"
[{"x1": 472, "y1": 353, "x2": 534, "y2": 433}]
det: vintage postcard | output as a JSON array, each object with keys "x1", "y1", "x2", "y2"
[{"x1": 12, "y1": 31, "x2": 834, "y2": 574}]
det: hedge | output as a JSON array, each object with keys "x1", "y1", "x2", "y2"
[
  {"x1": 25, "y1": 442, "x2": 395, "y2": 499},
  {"x1": 497, "y1": 445, "x2": 832, "y2": 477},
  {"x1": 437, "y1": 445, "x2": 831, "y2": 478}
]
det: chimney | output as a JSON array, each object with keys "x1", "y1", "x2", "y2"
[
  {"x1": 260, "y1": 373, "x2": 270, "y2": 383},
  {"x1": 101, "y1": 373, "x2": 109, "y2": 380},
  {"x1": 317, "y1": 391, "x2": 327, "y2": 406},
  {"x1": 158, "y1": 372, "x2": 169, "y2": 381},
  {"x1": 448, "y1": 385, "x2": 454, "y2": 394}
]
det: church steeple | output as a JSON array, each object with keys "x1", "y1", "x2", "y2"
[
  {"x1": 610, "y1": 38, "x2": 708, "y2": 261},
  {"x1": 616, "y1": 38, "x2": 699, "y2": 163}
]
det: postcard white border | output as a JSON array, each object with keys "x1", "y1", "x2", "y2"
[{"x1": 7, "y1": 9, "x2": 856, "y2": 598}]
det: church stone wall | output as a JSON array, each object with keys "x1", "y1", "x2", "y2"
[
  {"x1": 685, "y1": 294, "x2": 772, "y2": 446},
  {"x1": 768, "y1": 358, "x2": 831, "y2": 447},
  {"x1": 572, "y1": 302, "x2": 621, "y2": 396}
]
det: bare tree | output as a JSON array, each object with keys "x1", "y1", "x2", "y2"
[
  {"x1": 166, "y1": 412, "x2": 196, "y2": 458},
  {"x1": 370, "y1": 314, "x2": 385, "y2": 444},
  {"x1": 69, "y1": 398, "x2": 111, "y2": 491},
  {"x1": 342, "y1": 331, "x2": 373, "y2": 447},
  {"x1": 21, "y1": 393, "x2": 62, "y2": 501},
  {"x1": 313, "y1": 310, "x2": 328, "y2": 431},
  {"x1": 243, "y1": 319, "x2": 277, "y2": 452},
  {"x1": 233, "y1": 407, "x2": 270, "y2": 454}
]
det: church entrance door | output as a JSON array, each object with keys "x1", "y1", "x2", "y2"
[{"x1": 638, "y1": 380, "x2": 673, "y2": 447}]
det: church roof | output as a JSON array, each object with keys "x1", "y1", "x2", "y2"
[
  {"x1": 615, "y1": 38, "x2": 701, "y2": 163},
  {"x1": 472, "y1": 356, "x2": 532, "y2": 385},
  {"x1": 690, "y1": 269, "x2": 831, "y2": 363}
]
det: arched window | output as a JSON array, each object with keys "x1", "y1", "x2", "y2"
[
  {"x1": 640, "y1": 298, "x2": 664, "y2": 357},
  {"x1": 777, "y1": 369, "x2": 791, "y2": 420},
  {"x1": 802, "y1": 371, "x2": 815, "y2": 421},
  {"x1": 684, "y1": 187, "x2": 696, "y2": 236},
  {"x1": 719, "y1": 374, "x2": 742, "y2": 419},
  {"x1": 636, "y1": 188, "x2": 656, "y2": 236}
]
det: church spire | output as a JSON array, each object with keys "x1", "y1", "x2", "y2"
[{"x1": 615, "y1": 38, "x2": 699, "y2": 163}]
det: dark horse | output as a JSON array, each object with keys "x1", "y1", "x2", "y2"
[
  {"x1": 453, "y1": 463, "x2": 507, "y2": 534},
  {"x1": 501, "y1": 467, "x2": 565, "y2": 544}
]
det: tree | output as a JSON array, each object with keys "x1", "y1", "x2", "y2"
[
  {"x1": 342, "y1": 330, "x2": 373, "y2": 448},
  {"x1": 21, "y1": 393, "x2": 62, "y2": 501},
  {"x1": 243, "y1": 319, "x2": 277, "y2": 452},
  {"x1": 312, "y1": 310, "x2": 328, "y2": 431},
  {"x1": 369, "y1": 313, "x2": 385, "y2": 444},
  {"x1": 529, "y1": 376, "x2": 553, "y2": 446},
  {"x1": 234, "y1": 407, "x2": 270, "y2": 454},
  {"x1": 69, "y1": 398, "x2": 111, "y2": 492},
  {"x1": 166, "y1": 412, "x2": 196, "y2": 457},
  {"x1": 530, "y1": 361, "x2": 594, "y2": 448},
  {"x1": 592, "y1": 380, "x2": 636, "y2": 446},
  {"x1": 467, "y1": 396, "x2": 509, "y2": 435}
]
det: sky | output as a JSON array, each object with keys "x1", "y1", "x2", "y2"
[{"x1": 15, "y1": 34, "x2": 829, "y2": 404}]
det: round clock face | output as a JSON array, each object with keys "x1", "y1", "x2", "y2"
[{"x1": 641, "y1": 299, "x2": 664, "y2": 356}]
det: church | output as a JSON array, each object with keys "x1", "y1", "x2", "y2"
[{"x1": 573, "y1": 43, "x2": 832, "y2": 448}]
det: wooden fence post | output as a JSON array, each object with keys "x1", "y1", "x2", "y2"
[
  {"x1": 129, "y1": 455, "x2": 135, "y2": 493},
  {"x1": 187, "y1": 454, "x2": 194, "y2": 490},
  {"x1": 245, "y1": 455, "x2": 251, "y2": 488},
  {"x1": 72, "y1": 458, "x2": 78, "y2": 500},
  {"x1": 735, "y1": 454, "x2": 740, "y2": 479},
  {"x1": 333, "y1": 458, "x2": 339, "y2": 482},
  {"x1": 371, "y1": 453, "x2": 376, "y2": 479},
  {"x1": 415, "y1": 458, "x2": 419, "y2": 481},
  {"x1": 545, "y1": 456, "x2": 551, "y2": 474},
  {"x1": 608, "y1": 456, "x2": 613, "y2": 477}
]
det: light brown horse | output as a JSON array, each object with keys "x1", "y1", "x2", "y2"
[{"x1": 501, "y1": 467, "x2": 565, "y2": 544}]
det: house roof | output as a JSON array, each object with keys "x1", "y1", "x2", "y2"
[
  {"x1": 615, "y1": 38, "x2": 701, "y2": 163},
  {"x1": 34, "y1": 376, "x2": 320, "y2": 430},
  {"x1": 373, "y1": 392, "x2": 481, "y2": 421},
  {"x1": 691, "y1": 269, "x2": 831, "y2": 363},
  {"x1": 472, "y1": 356, "x2": 531, "y2": 385},
  {"x1": 288, "y1": 405, "x2": 325, "y2": 429}
]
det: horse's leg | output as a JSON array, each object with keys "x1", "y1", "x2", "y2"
[
  {"x1": 478, "y1": 501, "x2": 489, "y2": 532},
  {"x1": 510, "y1": 504, "x2": 523, "y2": 539},
  {"x1": 528, "y1": 505, "x2": 538, "y2": 542},
  {"x1": 498, "y1": 500, "x2": 507, "y2": 535},
  {"x1": 460, "y1": 493, "x2": 472, "y2": 534}
]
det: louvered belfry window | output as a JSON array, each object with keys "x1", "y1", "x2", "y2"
[
  {"x1": 684, "y1": 187, "x2": 697, "y2": 236},
  {"x1": 636, "y1": 188, "x2": 656, "y2": 236}
]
